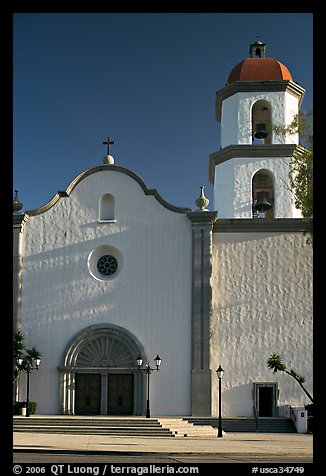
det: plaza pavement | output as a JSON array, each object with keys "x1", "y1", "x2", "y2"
[{"x1": 13, "y1": 430, "x2": 313, "y2": 462}]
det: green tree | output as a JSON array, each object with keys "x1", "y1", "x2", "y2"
[
  {"x1": 274, "y1": 111, "x2": 313, "y2": 243},
  {"x1": 267, "y1": 353, "x2": 313, "y2": 403},
  {"x1": 13, "y1": 331, "x2": 42, "y2": 383}
]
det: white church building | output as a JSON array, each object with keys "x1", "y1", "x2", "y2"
[{"x1": 13, "y1": 41, "x2": 313, "y2": 418}]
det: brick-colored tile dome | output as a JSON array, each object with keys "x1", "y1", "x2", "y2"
[{"x1": 228, "y1": 57, "x2": 292, "y2": 83}]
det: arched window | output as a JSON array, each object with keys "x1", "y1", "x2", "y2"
[
  {"x1": 252, "y1": 170, "x2": 274, "y2": 219},
  {"x1": 99, "y1": 194, "x2": 115, "y2": 222},
  {"x1": 252, "y1": 100, "x2": 272, "y2": 145}
]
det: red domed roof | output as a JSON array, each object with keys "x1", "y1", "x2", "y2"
[{"x1": 228, "y1": 57, "x2": 292, "y2": 84}]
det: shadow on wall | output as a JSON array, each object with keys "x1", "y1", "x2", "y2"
[{"x1": 221, "y1": 382, "x2": 254, "y2": 417}]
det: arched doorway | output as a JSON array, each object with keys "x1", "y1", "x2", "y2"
[{"x1": 58, "y1": 324, "x2": 146, "y2": 415}]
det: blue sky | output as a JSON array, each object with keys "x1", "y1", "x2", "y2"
[{"x1": 13, "y1": 12, "x2": 313, "y2": 212}]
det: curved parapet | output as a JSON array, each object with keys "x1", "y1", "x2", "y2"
[{"x1": 25, "y1": 164, "x2": 191, "y2": 216}]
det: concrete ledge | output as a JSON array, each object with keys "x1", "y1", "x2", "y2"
[{"x1": 213, "y1": 218, "x2": 311, "y2": 233}]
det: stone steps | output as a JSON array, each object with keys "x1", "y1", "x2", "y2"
[
  {"x1": 13, "y1": 416, "x2": 219, "y2": 438},
  {"x1": 185, "y1": 417, "x2": 296, "y2": 433},
  {"x1": 13, "y1": 415, "x2": 297, "y2": 436},
  {"x1": 158, "y1": 418, "x2": 218, "y2": 437},
  {"x1": 14, "y1": 417, "x2": 164, "y2": 426},
  {"x1": 13, "y1": 416, "x2": 175, "y2": 437}
]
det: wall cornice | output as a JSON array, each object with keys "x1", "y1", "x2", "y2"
[
  {"x1": 13, "y1": 213, "x2": 29, "y2": 229},
  {"x1": 208, "y1": 144, "x2": 306, "y2": 183},
  {"x1": 213, "y1": 218, "x2": 311, "y2": 233},
  {"x1": 215, "y1": 80, "x2": 305, "y2": 121},
  {"x1": 187, "y1": 210, "x2": 218, "y2": 225}
]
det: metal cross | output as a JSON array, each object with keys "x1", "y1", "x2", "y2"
[{"x1": 103, "y1": 137, "x2": 115, "y2": 155}]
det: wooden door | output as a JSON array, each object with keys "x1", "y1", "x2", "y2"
[
  {"x1": 107, "y1": 374, "x2": 134, "y2": 415},
  {"x1": 75, "y1": 374, "x2": 101, "y2": 415}
]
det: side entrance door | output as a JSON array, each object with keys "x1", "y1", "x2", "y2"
[
  {"x1": 107, "y1": 374, "x2": 134, "y2": 415},
  {"x1": 258, "y1": 386, "x2": 273, "y2": 416},
  {"x1": 254, "y1": 382, "x2": 278, "y2": 417}
]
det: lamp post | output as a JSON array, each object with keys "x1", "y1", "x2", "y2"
[
  {"x1": 17, "y1": 356, "x2": 41, "y2": 417},
  {"x1": 216, "y1": 365, "x2": 224, "y2": 438},
  {"x1": 137, "y1": 354, "x2": 161, "y2": 418}
]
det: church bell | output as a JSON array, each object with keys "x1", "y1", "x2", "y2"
[
  {"x1": 255, "y1": 191, "x2": 272, "y2": 211},
  {"x1": 254, "y1": 123, "x2": 268, "y2": 139}
]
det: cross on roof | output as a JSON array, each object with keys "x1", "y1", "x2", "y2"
[{"x1": 103, "y1": 137, "x2": 115, "y2": 155}]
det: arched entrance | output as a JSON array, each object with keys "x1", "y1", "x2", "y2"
[{"x1": 58, "y1": 324, "x2": 147, "y2": 415}]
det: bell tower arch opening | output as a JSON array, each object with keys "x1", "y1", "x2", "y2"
[
  {"x1": 252, "y1": 100, "x2": 272, "y2": 145},
  {"x1": 252, "y1": 169, "x2": 274, "y2": 219},
  {"x1": 58, "y1": 323, "x2": 147, "y2": 415}
]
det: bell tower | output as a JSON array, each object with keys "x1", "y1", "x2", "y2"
[{"x1": 209, "y1": 41, "x2": 306, "y2": 219}]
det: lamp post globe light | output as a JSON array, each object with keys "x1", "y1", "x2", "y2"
[
  {"x1": 17, "y1": 355, "x2": 41, "y2": 417},
  {"x1": 137, "y1": 354, "x2": 161, "y2": 418},
  {"x1": 216, "y1": 365, "x2": 224, "y2": 438}
]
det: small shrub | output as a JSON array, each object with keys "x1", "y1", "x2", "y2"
[{"x1": 13, "y1": 401, "x2": 37, "y2": 415}]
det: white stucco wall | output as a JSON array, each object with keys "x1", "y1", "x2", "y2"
[
  {"x1": 18, "y1": 166, "x2": 192, "y2": 415},
  {"x1": 220, "y1": 91, "x2": 299, "y2": 147},
  {"x1": 213, "y1": 156, "x2": 301, "y2": 218},
  {"x1": 211, "y1": 231, "x2": 313, "y2": 417}
]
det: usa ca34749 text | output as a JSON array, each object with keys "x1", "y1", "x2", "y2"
[{"x1": 256, "y1": 468, "x2": 305, "y2": 474}]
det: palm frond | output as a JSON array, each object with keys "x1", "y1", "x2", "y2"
[{"x1": 267, "y1": 353, "x2": 286, "y2": 372}]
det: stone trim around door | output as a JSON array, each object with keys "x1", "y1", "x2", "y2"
[
  {"x1": 253, "y1": 382, "x2": 279, "y2": 417},
  {"x1": 57, "y1": 323, "x2": 147, "y2": 415}
]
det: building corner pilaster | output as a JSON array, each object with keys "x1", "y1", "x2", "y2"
[
  {"x1": 13, "y1": 213, "x2": 29, "y2": 334},
  {"x1": 187, "y1": 210, "x2": 217, "y2": 416}
]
